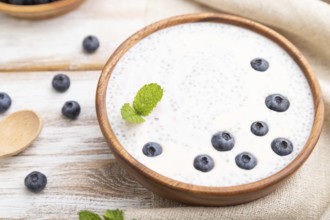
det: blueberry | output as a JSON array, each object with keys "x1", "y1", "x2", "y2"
[
  {"x1": 250, "y1": 121, "x2": 269, "y2": 136},
  {"x1": 7, "y1": 0, "x2": 25, "y2": 5},
  {"x1": 235, "y1": 152, "x2": 257, "y2": 170},
  {"x1": 24, "y1": 171, "x2": 47, "y2": 193},
  {"x1": 250, "y1": 58, "x2": 269, "y2": 72},
  {"x1": 32, "y1": 0, "x2": 55, "y2": 4},
  {"x1": 0, "y1": 92, "x2": 12, "y2": 114},
  {"x1": 83, "y1": 35, "x2": 100, "y2": 53},
  {"x1": 52, "y1": 74, "x2": 70, "y2": 92},
  {"x1": 193, "y1": 154, "x2": 214, "y2": 172},
  {"x1": 4, "y1": 0, "x2": 54, "y2": 5},
  {"x1": 271, "y1": 138, "x2": 293, "y2": 156},
  {"x1": 62, "y1": 101, "x2": 81, "y2": 119},
  {"x1": 265, "y1": 94, "x2": 290, "y2": 112},
  {"x1": 142, "y1": 142, "x2": 162, "y2": 157},
  {"x1": 24, "y1": 0, "x2": 34, "y2": 4},
  {"x1": 211, "y1": 131, "x2": 235, "y2": 151}
]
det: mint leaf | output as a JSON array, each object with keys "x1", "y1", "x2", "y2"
[
  {"x1": 133, "y1": 83, "x2": 163, "y2": 116},
  {"x1": 78, "y1": 210, "x2": 102, "y2": 220},
  {"x1": 120, "y1": 83, "x2": 163, "y2": 124},
  {"x1": 103, "y1": 209, "x2": 124, "y2": 220},
  {"x1": 121, "y1": 103, "x2": 145, "y2": 124}
]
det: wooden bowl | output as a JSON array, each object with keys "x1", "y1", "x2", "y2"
[
  {"x1": 96, "y1": 13, "x2": 324, "y2": 206},
  {"x1": 0, "y1": 0, "x2": 84, "y2": 19}
]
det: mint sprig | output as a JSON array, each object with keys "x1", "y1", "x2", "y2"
[
  {"x1": 121, "y1": 83, "x2": 163, "y2": 123},
  {"x1": 78, "y1": 209, "x2": 124, "y2": 220},
  {"x1": 78, "y1": 210, "x2": 102, "y2": 220},
  {"x1": 103, "y1": 209, "x2": 124, "y2": 220},
  {"x1": 121, "y1": 103, "x2": 145, "y2": 124}
]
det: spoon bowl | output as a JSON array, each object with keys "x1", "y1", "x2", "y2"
[{"x1": 0, "y1": 110, "x2": 42, "y2": 157}]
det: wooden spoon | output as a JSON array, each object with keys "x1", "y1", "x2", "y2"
[{"x1": 0, "y1": 110, "x2": 42, "y2": 157}]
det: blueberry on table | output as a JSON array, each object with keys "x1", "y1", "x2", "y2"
[
  {"x1": 265, "y1": 94, "x2": 290, "y2": 112},
  {"x1": 211, "y1": 131, "x2": 235, "y2": 151},
  {"x1": 142, "y1": 142, "x2": 162, "y2": 157},
  {"x1": 52, "y1": 74, "x2": 70, "y2": 92},
  {"x1": 271, "y1": 138, "x2": 293, "y2": 156},
  {"x1": 250, "y1": 121, "x2": 269, "y2": 136},
  {"x1": 24, "y1": 171, "x2": 47, "y2": 193},
  {"x1": 235, "y1": 152, "x2": 257, "y2": 170},
  {"x1": 193, "y1": 154, "x2": 214, "y2": 172},
  {"x1": 0, "y1": 92, "x2": 12, "y2": 114},
  {"x1": 250, "y1": 58, "x2": 269, "y2": 72},
  {"x1": 62, "y1": 101, "x2": 81, "y2": 119},
  {"x1": 83, "y1": 35, "x2": 100, "y2": 53}
]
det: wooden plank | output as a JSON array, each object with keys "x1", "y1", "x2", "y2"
[
  {"x1": 0, "y1": 1, "x2": 211, "y2": 218},
  {"x1": 0, "y1": 0, "x2": 213, "y2": 72},
  {"x1": 0, "y1": 71, "x2": 153, "y2": 219},
  {"x1": 0, "y1": 0, "x2": 148, "y2": 72}
]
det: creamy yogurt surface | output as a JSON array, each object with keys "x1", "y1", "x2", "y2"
[{"x1": 106, "y1": 22, "x2": 314, "y2": 187}]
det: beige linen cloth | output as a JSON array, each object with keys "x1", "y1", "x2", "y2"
[{"x1": 125, "y1": 0, "x2": 330, "y2": 219}]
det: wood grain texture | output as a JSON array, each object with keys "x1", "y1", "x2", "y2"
[
  {"x1": 0, "y1": 0, "x2": 85, "y2": 19},
  {"x1": 0, "y1": 0, "x2": 148, "y2": 72},
  {"x1": 0, "y1": 71, "x2": 153, "y2": 219},
  {"x1": 96, "y1": 13, "x2": 324, "y2": 206},
  {"x1": 0, "y1": 1, "x2": 213, "y2": 219}
]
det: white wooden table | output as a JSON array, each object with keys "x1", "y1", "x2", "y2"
[{"x1": 0, "y1": 0, "x2": 209, "y2": 219}]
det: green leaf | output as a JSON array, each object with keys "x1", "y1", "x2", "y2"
[
  {"x1": 121, "y1": 103, "x2": 145, "y2": 124},
  {"x1": 133, "y1": 83, "x2": 163, "y2": 116},
  {"x1": 103, "y1": 209, "x2": 124, "y2": 220},
  {"x1": 78, "y1": 210, "x2": 102, "y2": 220}
]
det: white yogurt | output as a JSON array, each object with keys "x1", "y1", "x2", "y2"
[{"x1": 106, "y1": 22, "x2": 314, "y2": 187}]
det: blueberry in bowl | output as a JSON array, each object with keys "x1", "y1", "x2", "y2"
[
  {"x1": 235, "y1": 152, "x2": 257, "y2": 170},
  {"x1": 193, "y1": 154, "x2": 215, "y2": 172},
  {"x1": 0, "y1": 0, "x2": 84, "y2": 19},
  {"x1": 250, "y1": 121, "x2": 269, "y2": 136},
  {"x1": 265, "y1": 94, "x2": 290, "y2": 112},
  {"x1": 271, "y1": 138, "x2": 293, "y2": 156},
  {"x1": 211, "y1": 131, "x2": 235, "y2": 151},
  {"x1": 142, "y1": 142, "x2": 162, "y2": 157},
  {"x1": 1, "y1": 0, "x2": 56, "y2": 5},
  {"x1": 250, "y1": 58, "x2": 269, "y2": 72}
]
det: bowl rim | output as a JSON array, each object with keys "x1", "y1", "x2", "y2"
[
  {"x1": 0, "y1": 0, "x2": 83, "y2": 13},
  {"x1": 96, "y1": 13, "x2": 324, "y2": 196}
]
